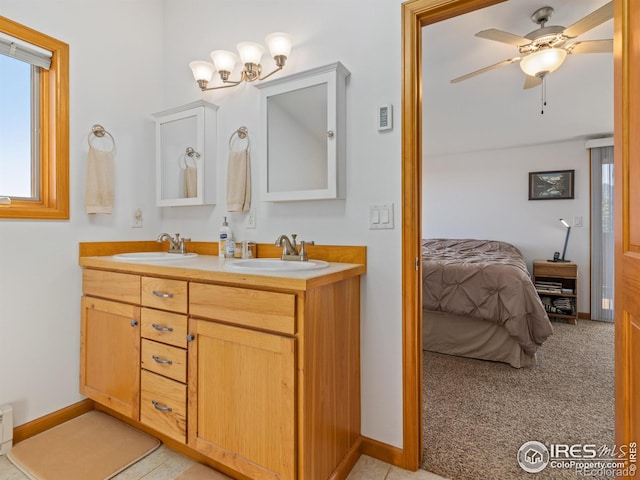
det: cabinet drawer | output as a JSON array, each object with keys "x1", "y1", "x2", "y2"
[
  {"x1": 190, "y1": 283, "x2": 296, "y2": 335},
  {"x1": 141, "y1": 308, "x2": 188, "y2": 348},
  {"x1": 142, "y1": 277, "x2": 188, "y2": 313},
  {"x1": 534, "y1": 262, "x2": 577, "y2": 278},
  {"x1": 82, "y1": 269, "x2": 140, "y2": 304},
  {"x1": 140, "y1": 370, "x2": 186, "y2": 443},
  {"x1": 141, "y1": 339, "x2": 187, "y2": 383}
]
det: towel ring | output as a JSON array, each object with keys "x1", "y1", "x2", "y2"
[
  {"x1": 179, "y1": 147, "x2": 200, "y2": 169},
  {"x1": 88, "y1": 124, "x2": 116, "y2": 151},
  {"x1": 229, "y1": 126, "x2": 250, "y2": 151}
]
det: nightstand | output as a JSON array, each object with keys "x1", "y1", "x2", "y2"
[{"x1": 533, "y1": 260, "x2": 578, "y2": 325}]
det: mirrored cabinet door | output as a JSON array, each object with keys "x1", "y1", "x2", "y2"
[
  {"x1": 153, "y1": 101, "x2": 218, "y2": 207},
  {"x1": 256, "y1": 62, "x2": 350, "y2": 202}
]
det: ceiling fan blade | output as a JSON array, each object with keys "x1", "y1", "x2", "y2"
[
  {"x1": 567, "y1": 39, "x2": 613, "y2": 54},
  {"x1": 523, "y1": 75, "x2": 542, "y2": 90},
  {"x1": 564, "y1": 1, "x2": 614, "y2": 38},
  {"x1": 475, "y1": 28, "x2": 531, "y2": 47},
  {"x1": 451, "y1": 57, "x2": 521, "y2": 84}
]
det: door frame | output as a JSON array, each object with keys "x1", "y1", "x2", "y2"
[
  {"x1": 400, "y1": 0, "x2": 627, "y2": 470},
  {"x1": 400, "y1": 0, "x2": 507, "y2": 469}
]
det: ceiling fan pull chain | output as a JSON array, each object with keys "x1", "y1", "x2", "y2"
[{"x1": 540, "y1": 76, "x2": 547, "y2": 115}]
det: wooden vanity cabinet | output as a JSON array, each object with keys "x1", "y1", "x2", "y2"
[
  {"x1": 79, "y1": 254, "x2": 363, "y2": 480},
  {"x1": 80, "y1": 270, "x2": 141, "y2": 419}
]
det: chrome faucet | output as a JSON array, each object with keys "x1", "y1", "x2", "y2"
[
  {"x1": 157, "y1": 232, "x2": 190, "y2": 254},
  {"x1": 275, "y1": 234, "x2": 315, "y2": 261}
]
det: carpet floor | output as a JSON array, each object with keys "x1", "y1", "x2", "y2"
[{"x1": 422, "y1": 319, "x2": 615, "y2": 480}]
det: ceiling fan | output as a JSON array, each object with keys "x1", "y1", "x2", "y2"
[{"x1": 451, "y1": 1, "x2": 614, "y2": 90}]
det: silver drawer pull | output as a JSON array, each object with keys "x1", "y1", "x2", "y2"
[
  {"x1": 152, "y1": 355, "x2": 173, "y2": 365},
  {"x1": 152, "y1": 290, "x2": 174, "y2": 298},
  {"x1": 151, "y1": 400, "x2": 172, "y2": 412},
  {"x1": 152, "y1": 323, "x2": 174, "y2": 332}
]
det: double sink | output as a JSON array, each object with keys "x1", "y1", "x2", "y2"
[{"x1": 113, "y1": 252, "x2": 329, "y2": 272}]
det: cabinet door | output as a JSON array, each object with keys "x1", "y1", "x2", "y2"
[
  {"x1": 188, "y1": 319, "x2": 295, "y2": 480},
  {"x1": 80, "y1": 296, "x2": 140, "y2": 419},
  {"x1": 257, "y1": 62, "x2": 350, "y2": 201}
]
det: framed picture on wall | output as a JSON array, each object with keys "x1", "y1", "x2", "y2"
[{"x1": 528, "y1": 169, "x2": 575, "y2": 200}]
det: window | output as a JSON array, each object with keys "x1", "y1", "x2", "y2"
[{"x1": 0, "y1": 16, "x2": 69, "y2": 219}]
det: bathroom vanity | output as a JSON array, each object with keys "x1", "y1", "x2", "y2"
[{"x1": 79, "y1": 242, "x2": 365, "y2": 480}]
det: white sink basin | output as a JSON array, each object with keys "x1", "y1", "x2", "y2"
[
  {"x1": 224, "y1": 258, "x2": 330, "y2": 273},
  {"x1": 113, "y1": 252, "x2": 198, "y2": 261}
]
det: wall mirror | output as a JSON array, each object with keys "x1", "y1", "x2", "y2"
[
  {"x1": 153, "y1": 100, "x2": 218, "y2": 207},
  {"x1": 256, "y1": 62, "x2": 350, "y2": 201}
]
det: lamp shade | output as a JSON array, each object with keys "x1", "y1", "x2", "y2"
[
  {"x1": 266, "y1": 32, "x2": 292, "y2": 58},
  {"x1": 189, "y1": 61, "x2": 215, "y2": 82},
  {"x1": 236, "y1": 41, "x2": 264, "y2": 65},
  {"x1": 210, "y1": 50, "x2": 237, "y2": 73},
  {"x1": 520, "y1": 48, "x2": 567, "y2": 77}
]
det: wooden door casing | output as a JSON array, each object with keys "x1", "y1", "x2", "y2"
[{"x1": 614, "y1": 0, "x2": 640, "y2": 459}]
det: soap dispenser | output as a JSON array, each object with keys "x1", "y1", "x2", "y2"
[{"x1": 219, "y1": 217, "x2": 232, "y2": 257}]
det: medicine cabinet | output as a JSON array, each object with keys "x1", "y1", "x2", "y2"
[
  {"x1": 256, "y1": 62, "x2": 350, "y2": 201},
  {"x1": 153, "y1": 100, "x2": 218, "y2": 207}
]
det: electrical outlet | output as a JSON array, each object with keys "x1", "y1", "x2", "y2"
[
  {"x1": 132, "y1": 208, "x2": 143, "y2": 228},
  {"x1": 245, "y1": 209, "x2": 256, "y2": 229}
]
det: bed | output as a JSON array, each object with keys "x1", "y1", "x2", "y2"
[{"x1": 422, "y1": 238, "x2": 553, "y2": 368}]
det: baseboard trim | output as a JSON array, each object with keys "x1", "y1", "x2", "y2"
[
  {"x1": 329, "y1": 436, "x2": 362, "y2": 480},
  {"x1": 360, "y1": 436, "x2": 406, "y2": 469},
  {"x1": 13, "y1": 398, "x2": 95, "y2": 444}
]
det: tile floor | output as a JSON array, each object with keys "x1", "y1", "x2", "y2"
[{"x1": 0, "y1": 444, "x2": 449, "y2": 480}]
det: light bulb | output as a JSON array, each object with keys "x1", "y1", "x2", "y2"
[
  {"x1": 189, "y1": 61, "x2": 214, "y2": 82},
  {"x1": 236, "y1": 41, "x2": 264, "y2": 65}
]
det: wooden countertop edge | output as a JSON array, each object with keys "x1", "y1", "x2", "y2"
[{"x1": 79, "y1": 242, "x2": 366, "y2": 292}]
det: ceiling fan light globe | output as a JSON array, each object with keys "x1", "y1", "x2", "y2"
[{"x1": 520, "y1": 47, "x2": 567, "y2": 77}]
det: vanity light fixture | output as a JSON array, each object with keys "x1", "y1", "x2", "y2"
[{"x1": 189, "y1": 32, "x2": 293, "y2": 91}]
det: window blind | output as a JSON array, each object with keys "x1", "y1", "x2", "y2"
[
  {"x1": 0, "y1": 32, "x2": 52, "y2": 69},
  {"x1": 590, "y1": 145, "x2": 614, "y2": 322}
]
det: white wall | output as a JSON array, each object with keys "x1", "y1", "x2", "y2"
[
  {"x1": 0, "y1": 0, "x2": 165, "y2": 427},
  {"x1": 422, "y1": 138, "x2": 591, "y2": 313},
  {"x1": 0, "y1": 0, "x2": 405, "y2": 448}
]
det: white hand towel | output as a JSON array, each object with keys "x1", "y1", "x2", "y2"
[
  {"x1": 226, "y1": 150, "x2": 251, "y2": 212},
  {"x1": 85, "y1": 146, "x2": 114, "y2": 214},
  {"x1": 185, "y1": 165, "x2": 197, "y2": 198}
]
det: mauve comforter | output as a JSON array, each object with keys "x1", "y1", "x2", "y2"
[{"x1": 422, "y1": 239, "x2": 553, "y2": 355}]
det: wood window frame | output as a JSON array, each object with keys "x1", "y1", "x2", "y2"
[{"x1": 0, "y1": 16, "x2": 69, "y2": 219}]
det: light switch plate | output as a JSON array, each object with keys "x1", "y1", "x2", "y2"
[{"x1": 369, "y1": 203, "x2": 394, "y2": 229}]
